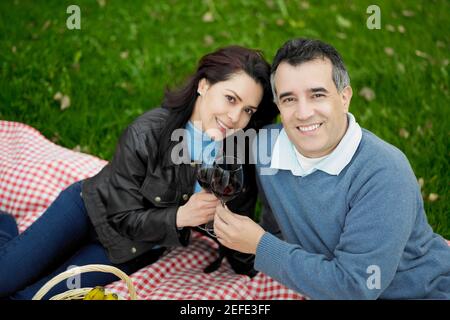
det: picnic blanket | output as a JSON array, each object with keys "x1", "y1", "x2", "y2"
[{"x1": 0, "y1": 120, "x2": 305, "y2": 300}]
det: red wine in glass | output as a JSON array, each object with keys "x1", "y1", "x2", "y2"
[
  {"x1": 196, "y1": 161, "x2": 216, "y2": 236},
  {"x1": 197, "y1": 165, "x2": 214, "y2": 193},
  {"x1": 211, "y1": 156, "x2": 244, "y2": 206},
  {"x1": 211, "y1": 173, "x2": 243, "y2": 204},
  {"x1": 195, "y1": 156, "x2": 244, "y2": 238},
  {"x1": 197, "y1": 156, "x2": 244, "y2": 273}
]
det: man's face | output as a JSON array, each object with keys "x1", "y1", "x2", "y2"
[{"x1": 273, "y1": 58, "x2": 352, "y2": 158}]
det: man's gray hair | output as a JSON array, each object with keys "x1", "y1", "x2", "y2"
[{"x1": 270, "y1": 38, "x2": 350, "y2": 102}]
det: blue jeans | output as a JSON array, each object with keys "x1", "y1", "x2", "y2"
[{"x1": 0, "y1": 180, "x2": 165, "y2": 300}]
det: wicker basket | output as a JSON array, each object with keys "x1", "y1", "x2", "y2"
[{"x1": 32, "y1": 264, "x2": 137, "y2": 300}]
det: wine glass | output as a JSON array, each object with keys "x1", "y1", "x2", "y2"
[
  {"x1": 196, "y1": 161, "x2": 214, "y2": 193},
  {"x1": 196, "y1": 156, "x2": 244, "y2": 238},
  {"x1": 196, "y1": 156, "x2": 244, "y2": 273},
  {"x1": 208, "y1": 155, "x2": 244, "y2": 237},
  {"x1": 196, "y1": 161, "x2": 216, "y2": 235}
]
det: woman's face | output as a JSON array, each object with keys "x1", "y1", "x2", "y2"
[{"x1": 190, "y1": 72, "x2": 263, "y2": 140}]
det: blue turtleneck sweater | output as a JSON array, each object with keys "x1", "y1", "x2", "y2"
[{"x1": 185, "y1": 121, "x2": 220, "y2": 193}]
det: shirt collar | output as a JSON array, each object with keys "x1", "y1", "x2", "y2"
[{"x1": 270, "y1": 113, "x2": 362, "y2": 176}]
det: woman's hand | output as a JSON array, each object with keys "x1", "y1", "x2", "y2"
[{"x1": 176, "y1": 190, "x2": 219, "y2": 228}]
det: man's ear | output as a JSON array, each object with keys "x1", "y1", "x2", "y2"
[
  {"x1": 340, "y1": 86, "x2": 353, "y2": 112},
  {"x1": 197, "y1": 78, "x2": 210, "y2": 96}
]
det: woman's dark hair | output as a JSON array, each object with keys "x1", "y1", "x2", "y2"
[{"x1": 158, "y1": 45, "x2": 278, "y2": 164}]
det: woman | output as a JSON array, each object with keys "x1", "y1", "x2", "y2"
[{"x1": 0, "y1": 46, "x2": 278, "y2": 299}]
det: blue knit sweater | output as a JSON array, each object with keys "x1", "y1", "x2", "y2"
[{"x1": 254, "y1": 124, "x2": 450, "y2": 299}]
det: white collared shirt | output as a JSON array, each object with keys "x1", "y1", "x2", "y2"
[{"x1": 270, "y1": 113, "x2": 362, "y2": 177}]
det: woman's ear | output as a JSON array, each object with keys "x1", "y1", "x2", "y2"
[{"x1": 197, "y1": 78, "x2": 210, "y2": 96}]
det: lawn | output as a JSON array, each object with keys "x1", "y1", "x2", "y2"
[{"x1": 0, "y1": 0, "x2": 448, "y2": 238}]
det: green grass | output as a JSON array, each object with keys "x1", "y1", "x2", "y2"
[{"x1": 0, "y1": 0, "x2": 448, "y2": 238}]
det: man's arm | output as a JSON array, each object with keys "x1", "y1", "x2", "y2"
[
  {"x1": 255, "y1": 166, "x2": 417, "y2": 299},
  {"x1": 218, "y1": 125, "x2": 417, "y2": 299},
  {"x1": 256, "y1": 172, "x2": 283, "y2": 240}
]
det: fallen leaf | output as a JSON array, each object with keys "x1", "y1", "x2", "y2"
[
  {"x1": 202, "y1": 12, "x2": 214, "y2": 23},
  {"x1": 118, "y1": 82, "x2": 135, "y2": 94},
  {"x1": 203, "y1": 35, "x2": 214, "y2": 46},
  {"x1": 436, "y1": 41, "x2": 445, "y2": 48},
  {"x1": 359, "y1": 87, "x2": 375, "y2": 102},
  {"x1": 120, "y1": 51, "x2": 129, "y2": 59},
  {"x1": 402, "y1": 10, "x2": 415, "y2": 17},
  {"x1": 51, "y1": 132, "x2": 61, "y2": 143},
  {"x1": 418, "y1": 178, "x2": 424, "y2": 189},
  {"x1": 265, "y1": 0, "x2": 274, "y2": 9},
  {"x1": 428, "y1": 193, "x2": 439, "y2": 202},
  {"x1": 384, "y1": 47, "x2": 394, "y2": 56},
  {"x1": 71, "y1": 63, "x2": 80, "y2": 71},
  {"x1": 336, "y1": 32, "x2": 347, "y2": 39},
  {"x1": 276, "y1": 18, "x2": 285, "y2": 26},
  {"x1": 336, "y1": 15, "x2": 351, "y2": 28},
  {"x1": 399, "y1": 128, "x2": 410, "y2": 139},
  {"x1": 416, "y1": 126, "x2": 424, "y2": 136},
  {"x1": 41, "y1": 20, "x2": 51, "y2": 31},
  {"x1": 386, "y1": 24, "x2": 396, "y2": 32},
  {"x1": 220, "y1": 31, "x2": 231, "y2": 39},
  {"x1": 299, "y1": 1, "x2": 310, "y2": 9},
  {"x1": 11, "y1": 46, "x2": 17, "y2": 54},
  {"x1": 73, "y1": 145, "x2": 81, "y2": 152},
  {"x1": 397, "y1": 25, "x2": 406, "y2": 33},
  {"x1": 288, "y1": 19, "x2": 305, "y2": 28},
  {"x1": 415, "y1": 50, "x2": 429, "y2": 59},
  {"x1": 97, "y1": 0, "x2": 106, "y2": 7},
  {"x1": 53, "y1": 92, "x2": 63, "y2": 101},
  {"x1": 60, "y1": 95, "x2": 71, "y2": 110}
]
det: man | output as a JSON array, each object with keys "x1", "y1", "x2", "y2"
[{"x1": 213, "y1": 38, "x2": 450, "y2": 299}]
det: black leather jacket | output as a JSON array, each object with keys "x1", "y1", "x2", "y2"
[{"x1": 81, "y1": 108, "x2": 258, "y2": 275}]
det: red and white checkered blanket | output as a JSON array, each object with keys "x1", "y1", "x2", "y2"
[{"x1": 0, "y1": 120, "x2": 305, "y2": 300}]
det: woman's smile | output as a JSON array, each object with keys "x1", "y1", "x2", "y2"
[{"x1": 216, "y1": 117, "x2": 232, "y2": 136}]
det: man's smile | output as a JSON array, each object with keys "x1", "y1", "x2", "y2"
[{"x1": 296, "y1": 122, "x2": 324, "y2": 135}]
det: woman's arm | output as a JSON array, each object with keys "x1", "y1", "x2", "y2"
[
  {"x1": 104, "y1": 123, "x2": 218, "y2": 246},
  {"x1": 103, "y1": 124, "x2": 188, "y2": 246}
]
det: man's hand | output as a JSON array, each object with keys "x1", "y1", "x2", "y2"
[
  {"x1": 213, "y1": 203, "x2": 265, "y2": 254},
  {"x1": 176, "y1": 190, "x2": 219, "y2": 228}
]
